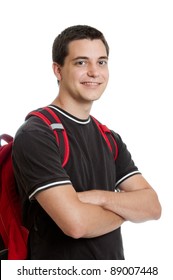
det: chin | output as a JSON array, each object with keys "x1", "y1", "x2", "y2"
[{"x1": 86, "y1": 92, "x2": 104, "y2": 101}]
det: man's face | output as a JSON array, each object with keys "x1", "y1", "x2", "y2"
[{"x1": 58, "y1": 39, "x2": 109, "y2": 104}]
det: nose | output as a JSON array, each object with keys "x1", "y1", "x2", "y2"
[{"x1": 87, "y1": 63, "x2": 99, "y2": 78}]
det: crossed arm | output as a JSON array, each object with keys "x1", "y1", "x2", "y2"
[
  {"x1": 77, "y1": 174, "x2": 162, "y2": 223},
  {"x1": 35, "y1": 174, "x2": 161, "y2": 239},
  {"x1": 36, "y1": 185, "x2": 124, "y2": 239}
]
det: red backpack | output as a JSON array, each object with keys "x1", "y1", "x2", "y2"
[
  {"x1": 0, "y1": 106, "x2": 118, "y2": 259},
  {"x1": 0, "y1": 134, "x2": 29, "y2": 260}
]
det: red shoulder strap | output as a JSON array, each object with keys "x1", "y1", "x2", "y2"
[
  {"x1": 91, "y1": 116, "x2": 118, "y2": 160},
  {"x1": 26, "y1": 107, "x2": 70, "y2": 168}
]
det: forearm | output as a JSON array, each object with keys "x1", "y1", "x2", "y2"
[
  {"x1": 78, "y1": 188, "x2": 161, "y2": 223},
  {"x1": 36, "y1": 185, "x2": 124, "y2": 239},
  {"x1": 76, "y1": 203, "x2": 124, "y2": 238},
  {"x1": 101, "y1": 188, "x2": 161, "y2": 222}
]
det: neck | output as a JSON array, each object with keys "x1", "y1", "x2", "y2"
[{"x1": 51, "y1": 96, "x2": 92, "y2": 120}]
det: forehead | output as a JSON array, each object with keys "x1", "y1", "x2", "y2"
[{"x1": 67, "y1": 39, "x2": 108, "y2": 59}]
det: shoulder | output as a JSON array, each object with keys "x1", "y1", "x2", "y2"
[
  {"x1": 14, "y1": 114, "x2": 53, "y2": 140},
  {"x1": 110, "y1": 130, "x2": 125, "y2": 147},
  {"x1": 13, "y1": 115, "x2": 57, "y2": 158}
]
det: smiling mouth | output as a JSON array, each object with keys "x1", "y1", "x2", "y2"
[{"x1": 81, "y1": 82, "x2": 101, "y2": 86}]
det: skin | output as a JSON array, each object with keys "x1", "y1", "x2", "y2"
[
  {"x1": 35, "y1": 39, "x2": 161, "y2": 239},
  {"x1": 77, "y1": 175, "x2": 161, "y2": 223}
]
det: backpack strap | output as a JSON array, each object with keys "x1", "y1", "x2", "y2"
[
  {"x1": 26, "y1": 107, "x2": 70, "y2": 168},
  {"x1": 91, "y1": 116, "x2": 118, "y2": 161},
  {"x1": 0, "y1": 134, "x2": 13, "y2": 146},
  {"x1": 26, "y1": 107, "x2": 118, "y2": 166},
  {"x1": 0, "y1": 134, "x2": 14, "y2": 165}
]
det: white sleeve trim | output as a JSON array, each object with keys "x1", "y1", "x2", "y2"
[
  {"x1": 115, "y1": 171, "x2": 141, "y2": 188},
  {"x1": 29, "y1": 180, "x2": 72, "y2": 200}
]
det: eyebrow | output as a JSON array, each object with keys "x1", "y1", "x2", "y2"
[{"x1": 72, "y1": 56, "x2": 108, "y2": 61}]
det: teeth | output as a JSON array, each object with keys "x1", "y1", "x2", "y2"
[{"x1": 83, "y1": 82, "x2": 98, "y2": 85}]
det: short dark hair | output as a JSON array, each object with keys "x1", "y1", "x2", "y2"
[{"x1": 52, "y1": 25, "x2": 109, "y2": 66}]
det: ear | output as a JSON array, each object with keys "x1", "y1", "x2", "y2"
[{"x1": 52, "y1": 62, "x2": 62, "y2": 81}]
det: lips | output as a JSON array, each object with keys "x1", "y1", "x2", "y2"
[{"x1": 81, "y1": 82, "x2": 101, "y2": 86}]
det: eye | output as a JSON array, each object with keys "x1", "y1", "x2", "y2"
[
  {"x1": 75, "y1": 60, "x2": 87, "y2": 66},
  {"x1": 98, "y1": 60, "x2": 108, "y2": 66}
]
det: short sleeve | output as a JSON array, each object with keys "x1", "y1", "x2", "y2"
[{"x1": 111, "y1": 131, "x2": 141, "y2": 188}]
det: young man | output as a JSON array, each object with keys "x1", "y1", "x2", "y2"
[{"x1": 12, "y1": 25, "x2": 161, "y2": 260}]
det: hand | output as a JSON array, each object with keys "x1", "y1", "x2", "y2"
[{"x1": 77, "y1": 190, "x2": 105, "y2": 206}]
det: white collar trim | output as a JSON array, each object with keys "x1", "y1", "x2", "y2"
[{"x1": 48, "y1": 105, "x2": 91, "y2": 124}]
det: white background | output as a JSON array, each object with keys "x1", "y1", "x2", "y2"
[{"x1": 0, "y1": 0, "x2": 172, "y2": 273}]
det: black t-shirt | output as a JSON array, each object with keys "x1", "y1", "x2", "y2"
[{"x1": 12, "y1": 105, "x2": 140, "y2": 260}]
